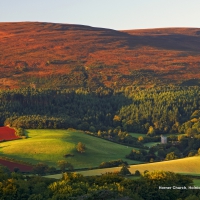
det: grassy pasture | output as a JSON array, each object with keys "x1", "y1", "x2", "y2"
[
  {"x1": 128, "y1": 156, "x2": 200, "y2": 175},
  {"x1": 80, "y1": 156, "x2": 200, "y2": 176},
  {"x1": 85, "y1": 156, "x2": 199, "y2": 176},
  {"x1": 129, "y1": 133, "x2": 161, "y2": 147},
  {"x1": 129, "y1": 133, "x2": 146, "y2": 138},
  {"x1": 0, "y1": 129, "x2": 141, "y2": 169},
  {"x1": 45, "y1": 156, "x2": 200, "y2": 179},
  {"x1": 193, "y1": 179, "x2": 200, "y2": 186},
  {"x1": 144, "y1": 142, "x2": 160, "y2": 147}
]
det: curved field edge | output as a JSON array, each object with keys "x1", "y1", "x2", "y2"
[
  {"x1": 128, "y1": 156, "x2": 200, "y2": 175},
  {"x1": 0, "y1": 158, "x2": 33, "y2": 172},
  {"x1": 0, "y1": 129, "x2": 141, "y2": 169},
  {"x1": 45, "y1": 156, "x2": 200, "y2": 179}
]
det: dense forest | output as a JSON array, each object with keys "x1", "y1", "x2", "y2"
[
  {"x1": 1, "y1": 86, "x2": 200, "y2": 161},
  {"x1": 1, "y1": 86, "x2": 199, "y2": 135}
]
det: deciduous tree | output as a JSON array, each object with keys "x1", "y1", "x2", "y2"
[{"x1": 76, "y1": 142, "x2": 86, "y2": 153}]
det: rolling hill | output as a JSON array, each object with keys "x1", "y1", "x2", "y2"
[
  {"x1": 0, "y1": 22, "x2": 200, "y2": 89},
  {"x1": 0, "y1": 129, "x2": 141, "y2": 168},
  {"x1": 80, "y1": 156, "x2": 200, "y2": 176},
  {"x1": 45, "y1": 156, "x2": 200, "y2": 178}
]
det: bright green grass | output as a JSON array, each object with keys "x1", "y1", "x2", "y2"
[
  {"x1": 193, "y1": 179, "x2": 200, "y2": 186},
  {"x1": 144, "y1": 142, "x2": 160, "y2": 147},
  {"x1": 45, "y1": 156, "x2": 200, "y2": 179},
  {"x1": 129, "y1": 133, "x2": 162, "y2": 147},
  {"x1": 128, "y1": 156, "x2": 200, "y2": 175},
  {"x1": 47, "y1": 156, "x2": 200, "y2": 178},
  {"x1": 0, "y1": 129, "x2": 141, "y2": 169},
  {"x1": 129, "y1": 133, "x2": 146, "y2": 138},
  {"x1": 82, "y1": 156, "x2": 200, "y2": 176}
]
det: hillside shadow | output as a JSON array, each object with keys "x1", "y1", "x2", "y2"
[
  {"x1": 77, "y1": 27, "x2": 200, "y2": 53},
  {"x1": 56, "y1": 91, "x2": 133, "y2": 130},
  {"x1": 30, "y1": 22, "x2": 200, "y2": 52},
  {"x1": 0, "y1": 89, "x2": 133, "y2": 130},
  {"x1": 117, "y1": 32, "x2": 200, "y2": 52},
  {"x1": 80, "y1": 26, "x2": 200, "y2": 52}
]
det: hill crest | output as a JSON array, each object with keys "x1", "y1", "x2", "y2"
[{"x1": 0, "y1": 22, "x2": 200, "y2": 89}]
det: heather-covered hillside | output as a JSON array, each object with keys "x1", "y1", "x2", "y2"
[{"x1": 0, "y1": 22, "x2": 200, "y2": 89}]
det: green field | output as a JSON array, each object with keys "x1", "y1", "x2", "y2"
[
  {"x1": 129, "y1": 133, "x2": 146, "y2": 138},
  {"x1": 45, "y1": 156, "x2": 200, "y2": 180},
  {"x1": 46, "y1": 155, "x2": 200, "y2": 179},
  {"x1": 76, "y1": 156, "x2": 200, "y2": 176},
  {"x1": 129, "y1": 133, "x2": 161, "y2": 147},
  {"x1": 193, "y1": 179, "x2": 200, "y2": 186},
  {"x1": 128, "y1": 156, "x2": 200, "y2": 175},
  {"x1": 144, "y1": 142, "x2": 160, "y2": 147},
  {"x1": 0, "y1": 129, "x2": 141, "y2": 169}
]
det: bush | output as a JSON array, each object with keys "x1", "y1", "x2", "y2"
[
  {"x1": 99, "y1": 160, "x2": 128, "y2": 168},
  {"x1": 134, "y1": 170, "x2": 141, "y2": 176}
]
